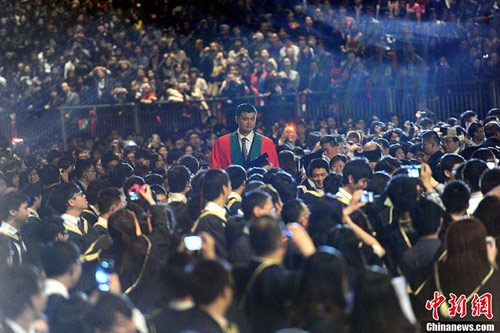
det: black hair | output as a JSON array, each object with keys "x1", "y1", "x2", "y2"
[
  {"x1": 439, "y1": 153, "x2": 465, "y2": 179},
  {"x1": 267, "y1": 170, "x2": 297, "y2": 203},
  {"x1": 101, "y1": 153, "x2": 119, "y2": 170},
  {"x1": 422, "y1": 130, "x2": 440, "y2": 145},
  {"x1": 366, "y1": 172, "x2": 390, "y2": 195},
  {"x1": 385, "y1": 175, "x2": 417, "y2": 212},
  {"x1": 388, "y1": 144, "x2": 404, "y2": 158},
  {"x1": 226, "y1": 165, "x2": 247, "y2": 190},
  {"x1": 249, "y1": 215, "x2": 282, "y2": 256},
  {"x1": 202, "y1": 169, "x2": 230, "y2": 202},
  {"x1": 480, "y1": 168, "x2": 500, "y2": 194},
  {"x1": 41, "y1": 241, "x2": 80, "y2": 278},
  {"x1": 281, "y1": 199, "x2": 305, "y2": 223},
  {"x1": 39, "y1": 165, "x2": 60, "y2": 187},
  {"x1": 150, "y1": 184, "x2": 167, "y2": 197},
  {"x1": 307, "y1": 158, "x2": 329, "y2": 177},
  {"x1": 375, "y1": 155, "x2": 400, "y2": 174},
  {"x1": 0, "y1": 265, "x2": 42, "y2": 319},
  {"x1": 242, "y1": 189, "x2": 271, "y2": 220},
  {"x1": 341, "y1": 157, "x2": 372, "y2": 186},
  {"x1": 22, "y1": 183, "x2": 43, "y2": 206},
  {"x1": 460, "y1": 110, "x2": 477, "y2": 128},
  {"x1": 97, "y1": 187, "x2": 122, "y2": 214},
  {"x1": 0, "y1": 192, "x2": 29, "y2": 221},
  {"x1": 247, "y1": 167, "x2": 267, "y2": 177},
  {"x1": 168, "y1": 165, "x2": 191, "y2": 193},
  {"x1": 89, "y1": 294, "x2": 133, "y2": 331},
  {"x1": 190, "y1": 259, "x2": 230, "y2": 306},
  {"x1": 259, "y1": 184, "x2": 281, "y2": 205},
  {"x1": 374, "y1": 137, "x2": 390, "y2": 150},
  {"x1": 163, "y1": 252, "x2": 196, "y2": 299},
  {"x1": 473, "y1": 195, "x2": 500, "y2": 237},
  {"x1": 441, "y1": 180, "x2": 470, "y2": 214},
  {"x1": 471, "y1": 147, "x2": 495, "y2": 163},
  {"x1": 179, "y1": 154, "x2": 200, "y2": 175},
  {"x1": 86, "y1": 178, "x2": 112, "y2": 205},
  {"x1": 462, "y1": 158, "x2": 488, "y2": 192},
  {"x1": 467, "y1": 122, "x2": 483, "y2": 139},
  {"x1": 411, "y1": 199, "x2": 443, "y2": 237},
  {"x1": 169, "y1": 201, "x2": 193, "y2": 235},
  {"x1": 108, "y1": 162, "x2": 134, "y2": 188},
  {"x1": 145, "y1": 173, "x2": 164, "y2": 186},
  {"x1": 39, "y1": 215, "x2": 66, "y2": 243},
  {"x1": 319, "y1": 135, "x2": 336, "y2": 147},
  {"x1": 323, "y1": 173, "x2": 342, "y2": 195},
  {"x1": 236, "y1": 103, "x2": 257, "y2": 117},
  {"x1": 74, "y1": 159, "x2": 93, "y2": 180},
  {"x1": 329, "y1": 154, "x2": 347, "y2": 170},
  {"x1": 484, "y1": 122, "x2": 500, "y2": 139}
]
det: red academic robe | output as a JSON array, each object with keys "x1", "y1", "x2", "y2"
[{"x1": 210, "y1": 131, "x2": 279, "y2": 169}]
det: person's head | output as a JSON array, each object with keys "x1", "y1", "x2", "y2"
[
  {"x1": 226, "y1": 165, "x2": 247, "y2": 193},
  {"x1": 89, "y1": 294, "x2": 135, "y2": 333},
  {"x1": 281, "y1": 199, "x2": 310, "y2": 228},
  {"x1": 41, "y1": 242, "x2": 81, "y2": 289},
  {"x1": 108, "y1": 162, "x2": 134, "y2": 188},
  {"x1": 480, "y1": 167, "x2": 500, "y2": 194},
  {"x1": 179, "y1": 154, "x2": 200, "y2": 175},
  {"x1": 249, "y1": 215, "x2": 286, "y2": 258},
  {"x1": 267, "y1": 171, "x2": 297, "y2": 203},
  {"x1": 374, "y1": 138, "x2": 390, "y2": 155},
  {"x1": 341, "y1": 157, "x2": 372, "y2": 192},
  {"x1": 484, "y1": 121, "x2": 500, "y2": 139},
  {"x1": 422, "y1": 130, "x2": 441, "y2": 155},
  {"x1": 439, "y1": 153, "x2": 465, "y2": 181},
  {"x1": 190, "y1": 259, "x2": 232, "y2": 313},
  {"x1": 366, "y1": 171, "x2": 390, "y2": 195},
  {"x1": 323, "y1": 173, "x2": 342, "y2": 195},
  {"x1": 441, "y1": 180, "x2": 470, "y2": 214},
  {"x1": 320, "y1": 135, "x2": 337, "y2": 159},
  {"x1": 351, "y1": 268, "x2": 413, "y2": 333},
  {"x1": 74, "y1": 159, "x2": 96, "y2": 184},
  {"x1": 163, "y1": 252, "x2": 196, "y2": 300},
  {"x1": 471, "y1": 147, "x2": 497, "y2": 167},
  {"x1": 473, "y1": 195, "x2": 500, "y2": 237},
  {"x1": 462, "y1": 158, "x2": 488, "y2": 192},
  {"x1": 288, "y1": 247, "x2": 347, "y2": 327},
  {"x1": 39, "y1": 215, "x2": 68, "y2": 243},
  {"x1": 0, "y1": 192, "x2": 30, "y2": 227},
  {"x1": 241, "y1": 189, "x2": 273, "y2": 220},
  {"x1": 235, "y1": 103, "x2": 257, "y2": 135},
  {"x1": 388, "y1": 144, "x2": 405, "y2": 160},
  {"x1": 411, "y1": 198, "x2": 443, "y2": 237},
  {"x1": 329, "y1": 154, "x2": 347, "y2": 174},
  {"x1": 86, "y1": 178, "x2": 112, "y2": 206},
  {"x1": 307, "y1": 158, "x2": 329, "y2": 190},
  {"x1": 97, "y1": 187, "x2": 123, "y2": 216},
  {"x1": 22, "y1": 183, "x2": 43, "y2": 209},
  {"x1": 467, "y1": 122, "x2": 484, "y2": 143},
  {"x1": 202, "y1": 169, "x2": 231, "y2": 204},
  {"x1": 168, "y1": 165, "x2": 191, "y2": 193},
  {"x1": 460, "y1": 110, "x2": 477, "y2": 129},
  {"x1": 385, "y1": 175, "x2": 417, "y2": 212},
  {"x1": 0, "y1": 265, "x2": 45, "y2": 322}
]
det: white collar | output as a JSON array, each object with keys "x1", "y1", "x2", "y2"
[
  {"x1": 61, "y1": 214, "x2": 79, "y2": 230},
  {"x1": 28, "y1": 208, "x2": 39, "y2": 219},
  {"x1": 96, "y1": 216, "x2": 108, "y2": 228},
  {"x1": 228, "y1": 191, "x2": 242, "y2": 202},
  {"x1": 0, "y1": 221, "x2": 19, "y2": 235},
  {"x1": 89, "y1": 204, "x2": 100, "y2": 216},
  {"x1": 168, "y1": 299, "x2": 195, "y2": 311},
  {"x1": 168, "y1": 192, "x2": 187, "y2": 203},
  {"x1": 44, "y1": 278, "x2": 69, "y2": 299},
  {"x1": 204, "y1": 201, "x2": 227, "y2": 218},
  {"x1": 4, "y1": 318, "x2": 34, "y2": 333},
  {"x1": 237, "y1": 129, "x2": 255, "y2": 142},
  {"x1": 336, "y1": 187, "x2": 352, "y2": 202}
]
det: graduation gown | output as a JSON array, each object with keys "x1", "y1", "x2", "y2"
[
  {"x1": 210, "y1": 131, "x2": 279, "y2": 169},
  {"x1": 191, "y1": 211, "x2": 228, "y2": 259}
]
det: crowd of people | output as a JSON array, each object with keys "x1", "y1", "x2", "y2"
[
  {"x1": 0, "y1": 101, "x2": 499, "y2": 332},
  {"x1": 1, "y1": 0, "x2": 500, "y2": 118}
]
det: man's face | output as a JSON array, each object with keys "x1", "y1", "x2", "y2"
[
  {"x1": 69, "y1": 191, "x2": 88, "y2": 211},
  {"x1": 474, "y1": 127, "x2": 485, "y2": 142},
  {"x1": 189, "y1": 134, "x2": 202, "y2": 148},
  {"x1": 311, "y1": 168, "x2": 328, "y2": 189},
  {"x1": 353, "y1": 177, "x2": 369, "y2": 191},
  {"x1": 422, "y1": 139, "x2": 436, "y2": 155},
  {"x1": 442, "y1": 137, "x2": 459, "y2": 153},
  {"x1": 255, "y1": 198, "x2": 275, "y2": 218},
  {"x1": 236, "y1": 112, "x2": 256, "y2": 134},
  {"x1": 13, "y1": 202, "x2": 29, "y2": 225},
  {"x1": 85, "y1": 166, "x2": 97, "y2": 182},
  {"x1": 321, "y1": 142, "x2": 336, "y2": 159}
]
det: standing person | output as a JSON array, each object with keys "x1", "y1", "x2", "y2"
[
  {"x1": 0, "y1": 192, "x2": 29, "y2": 264},
  {"x1": 210, "y1": 103, "x2": 279, "y2": 169}
]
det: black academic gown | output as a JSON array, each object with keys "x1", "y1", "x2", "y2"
[{"x1": 191, "y1": 211, "x2": 228, "y2": 259}]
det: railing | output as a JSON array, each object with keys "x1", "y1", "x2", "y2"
[{"x1": 0, "y1": 80, "x2": 498, "y2": 149}]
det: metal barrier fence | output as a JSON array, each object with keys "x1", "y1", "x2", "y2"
[{"x1": 0, "y1": 81, "x2": 498, "y2": 149}]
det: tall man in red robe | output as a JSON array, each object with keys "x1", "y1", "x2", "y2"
[{"x1": 210, "y1": 103, "x2": 279, "y2": 169}]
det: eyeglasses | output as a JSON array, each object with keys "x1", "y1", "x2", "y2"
[{"x1": 70, "y1": 191, "x2": 84, "y2": 200}]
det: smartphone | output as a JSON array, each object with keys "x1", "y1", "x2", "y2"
[
  {"x1": 360, "y1": 191, "x2": 374, "y2": 203},
  {"x1": 95, "y1": 260, "x2": 114, "y2": 292},
  {"x1": 486, "y1": 236, "x2": 494, "y2": 247},
  {"x1": 184, "y1": 236, "x2": 202, "y2": 251},
  {"x1": 200, "y1": 162, "x2": 209, "y2": 170},
  {"x1": 401, "y1": 165, "x2": 421, "y2": 178},
  {"x1": 128, "y1": 184, "x2": 146, "y2": 201}
]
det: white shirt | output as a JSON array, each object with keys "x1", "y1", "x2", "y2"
[
  {"x1": 336, "y1": 187, "x2": 352, "y2": 204},
  {"x1": 168, "y1": 192, "x2": 187, "y2": 204},
  {"x1": 4, "y1": 318, "x2": 34, "y2": 333},
  {"x1": 28, "y1": 207, "x2": 39, "y2": 220},
  {"x1": 96, "y1": 216, "x2": 108, "y2": 229},
  {"x1": 204, "y1": 201, "x2": 227, "y2": 219},
  {"x1": 228, "y1": 192, "x2": 242, "y2": 202},
  {"x1": 44, "y1": 278, "x2": 69, "y2": 299},
  {"x1": 61, "y1": 213, "x2": 80, "y2": 230},
  {"x1": 237, "y1": 128, "x2": 254, "y2": 153},
  {"x1": 0, "y1": 221, "x2": 25, "y2": 263},
  {"x1": 467, "y1": 191, "x2": 484, "y2": 215}
]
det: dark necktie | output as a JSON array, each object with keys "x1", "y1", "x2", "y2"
[{"x1": 241, "y1": 138, "x2": 249, "y2": 164}]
